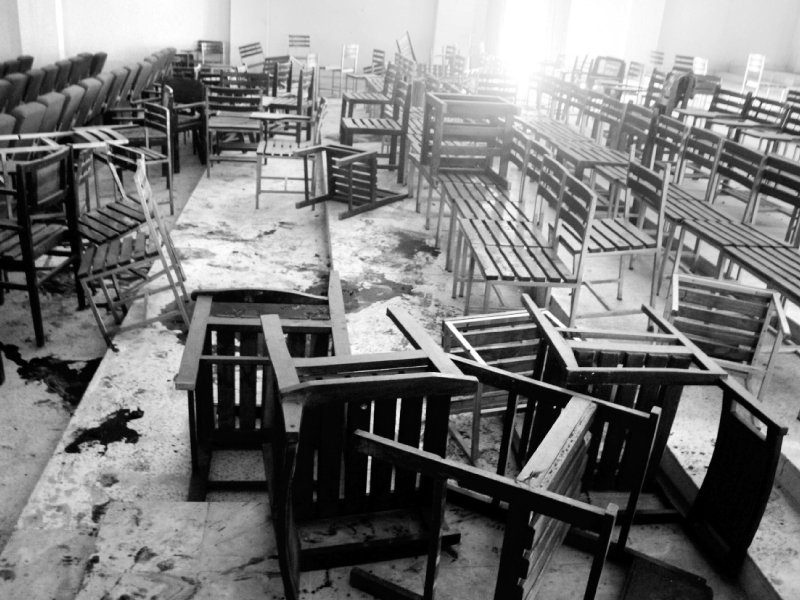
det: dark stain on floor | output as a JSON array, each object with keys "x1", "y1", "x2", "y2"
[
  {"x1": 394, "y1": 231, "x2": 440, "y2": 259},
  {"x1": 64, "y1": 408, "x2": 144, "y2": 454},
  {"x1": 0, "y1": 343, "x2": 102, "y2": 407},
  {"x1": 355, "y1": 275, "x2": 414, "y2": 307}
]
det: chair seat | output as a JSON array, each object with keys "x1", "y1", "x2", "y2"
[
  {"x1": 257, "y1": 139, "x2": 312, "y2": 157},
  {"x1": 588, "y1": 217, "x2": 657, "y2": 253},
  {"x1": 0, "y1": 223, "x2": 67, "y2": 262},
  {"x1": 342, "y1": 91, "x2": 390, "y2": 105},
  {"x1": 208, "y1": 114, "x2": 261, "y2": 132},
  {"x1": 79, "y1": 230, "x2": 157, "y2": 278},
  {"x1": 340, "y1": 117, "x2": 402, "y2": 136},
  {"x1": 78, "y1": 197, "x2": 146, "y2": 245},
  {"x1": 681, "y1": 218, "x2": 790, "y2": 249}
]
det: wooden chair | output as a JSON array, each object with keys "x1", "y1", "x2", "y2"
[
  {"x1": 288, "y1": 34, "x2": 311, "y2": 60},
  {"x1": 585, "y1": 56, "x2": 626, "y2": 90},
  {"x1": 261, "y1": 307, "x2": 477, "y2": 600},
  {"x1": 664, "y1": 274, "x2": 788, "y2": 398},
  {"x1": 78, "y1": 153, "x2": 189, "y2": 348},
  {"x1": 294, "y1": 143, "x2": 408, "y2": 219},
  {"x1": 254, "y1": 97, "x2": 326, "y2": 207},
  {"x1": 0, "y1": 146, "x2": 84, "y2": 346},
  {"x1": 746, "y1": 153, "x2": 800, "y2": 246},
  {"x1": 742, "y1": 53, "x2": 766, "y2": 96},
  {"x1": 322, "y1": 43, "x2": 358, "y2": 97},
  {"x1": 455, "y1": 158, "x2": 595, "y2": 321},
  {"x1": 204, "y1": 85, "x2": 262, "y2": 176},
  {"x1": 672, "y1": 54, "x2": 695, "y2": 74},
  {"x1": 238, "y1": 42, "x2": 264, "y2": 72},
  {"x1": 345, "y1": 48, "x2": 385, "y2": 93},
  {"x1": 349, "y1": 429, "x2": 618, "y2": 600},
  {"x1": 396, "y1": 31, "x2": 416, "y2": 61},
  {"x1": 174, "y1": 271, "x2": 350, "y2": 501},
  {"x1": 198, "y1": 40, "x2": 226, "y2": 66},
  {"x1": 340, "y1": 78, "x2": 412, "y2": 183}
]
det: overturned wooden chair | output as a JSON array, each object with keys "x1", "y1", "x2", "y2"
[
  {"x1": 295, "y1": 143, "x2": 407, "y2": 219},
  {"x1": 261, "y1": 307, "x2": 478, "y2": 600},
  {"x1": 350, "y1": 428, "x2": 618, "y2": 600},
  {"x1": 78, "y1": 155, "x2": 189, "y2": 347},
  {"x1": 174, "y1": 271, "x2": 350, "y2": 501}
]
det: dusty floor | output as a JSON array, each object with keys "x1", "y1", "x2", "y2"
[{"x1": 0, "y1": 99, "x2": 799, "y2": 599}]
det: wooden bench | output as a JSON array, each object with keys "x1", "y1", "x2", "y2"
[{"x1": 173, "y1": 272, "x2": 350, "y2": 500}]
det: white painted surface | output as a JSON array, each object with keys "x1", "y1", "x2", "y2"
[{"x1": 0, "y1": 0, "x2": 22, "y2": 58}]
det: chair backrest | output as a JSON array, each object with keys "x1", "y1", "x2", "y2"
[
  {"x1": 74, "y1": 77, "x2": 102, "y2": 127},
  {"x1": 39, "y1": 64, "x2": 58, "y2": 95},
  {"x1": 339, "y1": 43, "x2": 359, "y2": 72},
  {"x1": 4, "y1": 72, "x2": 29, "y2": 112},
  {"x1": 17, "y1": 55, "x2": 33, "y2": 72},
  {"x1": 748, "y1": 153, "x2": 800, "y2": 245},
  {"x1": 776, "y1": 102, "x2": 800, "y2": 137},
  {"x1": 743, "y1": 94, "x2": 784, "y2": 126},
  {"x1": 107, "y1": 64, "x2": 137, "y2": 112},
  {"x1": 742, "y1": 53, "x2": 765, "y2": 95},
  {"x1": 615, "y1": 102, "x2": 656, "y2": 158},
  {"x1": 672, "y1": 54, "x2": 695, "y2": 73},
  {"x1": 142, "y1": 101, "x2": 171, "y2": 141},
  {"x1": 709, "y1": 87, "x2": 751, "y2": 116},
  {"x1": 35, "y1": 91, "x2": 66, "y2": 132},
  {"x1": 163, "y1": 77, "x2": 204, "y2": 105},
  {"x1": 239, "y1": 42, "x2": 264, "y2": 72},
  {"x1": 10, "y1": 147, "x2": 74, "y2": 231},
  {"x1": 626, "y1": 61, "x2": 644, "y2": 85},
  {"x1": 198, "y1": 40, "x2": 225, "y2": 65},
  {"x1": 552, "y1": 163, "x2": 597, "y2": 267},
  {"x1": 288, "y1": 34, "x2": 311, "y2": 58},
  {"x1": 712, "y1": 138, "x2": 764, "y2": 199},
  {"x1": 627, "y1": 163, "x2": 668, "y2": 250},
  {"x1": 0, "y1": 113, "x2": 16, "y2": 148},
  {"x1": 0, "y1": 79, "x2": 11, "y2": 113},
  {"x1": 53, "y1": 59, "x2": 72, "y2": 91},
  {"x1": 56, "y1": 84, "x2": 85, "y2": 131},
  {"x1": 589, "y1": 56, "x2": 626, "y2": 83},
  {"x1": 128, "y1": 62, "x2": 154, "y2": 102},
  {"x1": 534, "y1": 153, "x2": 569, "y2": 226},
  {"x1": 666, "y1": 274, "x2": 783, "y2": 378},
  {"x1": 23, "y1": 68, "x2": 44, "y2": 103},
  {"x1": 646, "y1": 113, "x2": 688, "y2": 171},
  {"x1": 649, "y1": 50, "x2": 665, "y2": 69},
  {"x1": 263, "y1": 55, "x2": 291, "y2": 95},
  {"x1": 205, "y1": 85, "x2": 262, "y2": 113},
  {"x1": 86, "y1": 71, "x2": 116, "y2": 124},
  {"x1": 643, "y1": 68, "x2": 665, "y2": 108},
  {"x1": 10, "y1": 101, "x2": 46, "y2": 138},
  {"x1": 396, "y1": 31, "x2": 416, "y2": 61},
  {"x1": 676, "y1": 126, "x2": 724, "y2": 185},
  {"x1": 1, "y1": 58, "x2": 20, "y2": 76},
  {"x1": 67, "y1": 54, "x2": 91, "y2": 85},
  {"x1": 90, "y1": 52, "x2": 108, "y2": 77},
  {"x1": 363, "y1": 49, "x2": 386, "y2": 76}
]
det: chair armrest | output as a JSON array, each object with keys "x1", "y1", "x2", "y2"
[
  {"x1": 334, "y1": 149, "x2": 378, "y2": 167},
  {"x1": 250, "y1": 112, "x2": 311, "y2": 123},
  {"x1": 293, "y1": 144, "x2": 329, "y2": 157}
]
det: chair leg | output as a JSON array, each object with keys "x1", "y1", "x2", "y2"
[{"x1": 24, "y1": 265, "x2": 45, "y2": 347}]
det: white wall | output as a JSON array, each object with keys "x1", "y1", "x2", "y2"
[
  {"x1": 262, "y1": 0, "x2": 436, "y2": 68},
  {"x1": 15, "y1": 0, "x2": 62, "y2": 65},
  {"x1": 230, "y1": 0, "x2": 269, "y2": 64},
  {"x1": 59, "y1": 0, "x2": 230, "y2": 69},
  {"x1": 0, "y1": 0, "x2": 22, "y2": 59},
  {"x1": 432, "y1": 0, "x2": 488, "y2": 65},
  {"x1": 658, "y1": 0, "x2": 800, "y2": 73}
]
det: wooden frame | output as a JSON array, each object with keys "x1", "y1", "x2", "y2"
[
  {"x1": 174, "y1": 271, "x2": 351, "y2": 501},
  {"x1": 294, "y1": 143, "x2": 408, "y2": 219},
  {"x1": 350, "y1": 429, "x2": 618, "y2": 600},
  {"x1": 261, "y1": 307, "x2": 478, "y2": 600}
]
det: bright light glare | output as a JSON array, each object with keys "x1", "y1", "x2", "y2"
[{"x1": 497, "y1": 0, "x2": 549, "y2": 81}]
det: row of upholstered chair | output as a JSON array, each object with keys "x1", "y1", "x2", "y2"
[
  {"x1": 0, "y1": 50, "x2": 176, "y2": 147},
  {"x1": 0, "y1": 55, "x2": 34, "y2": 77},
  {"x1": 0, "y1": 52, "x2": 108, "y2": 114}
]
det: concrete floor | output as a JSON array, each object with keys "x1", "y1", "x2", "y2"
[{"x1": 0, "y1": 99, "x2": 799, "y2": 599}]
